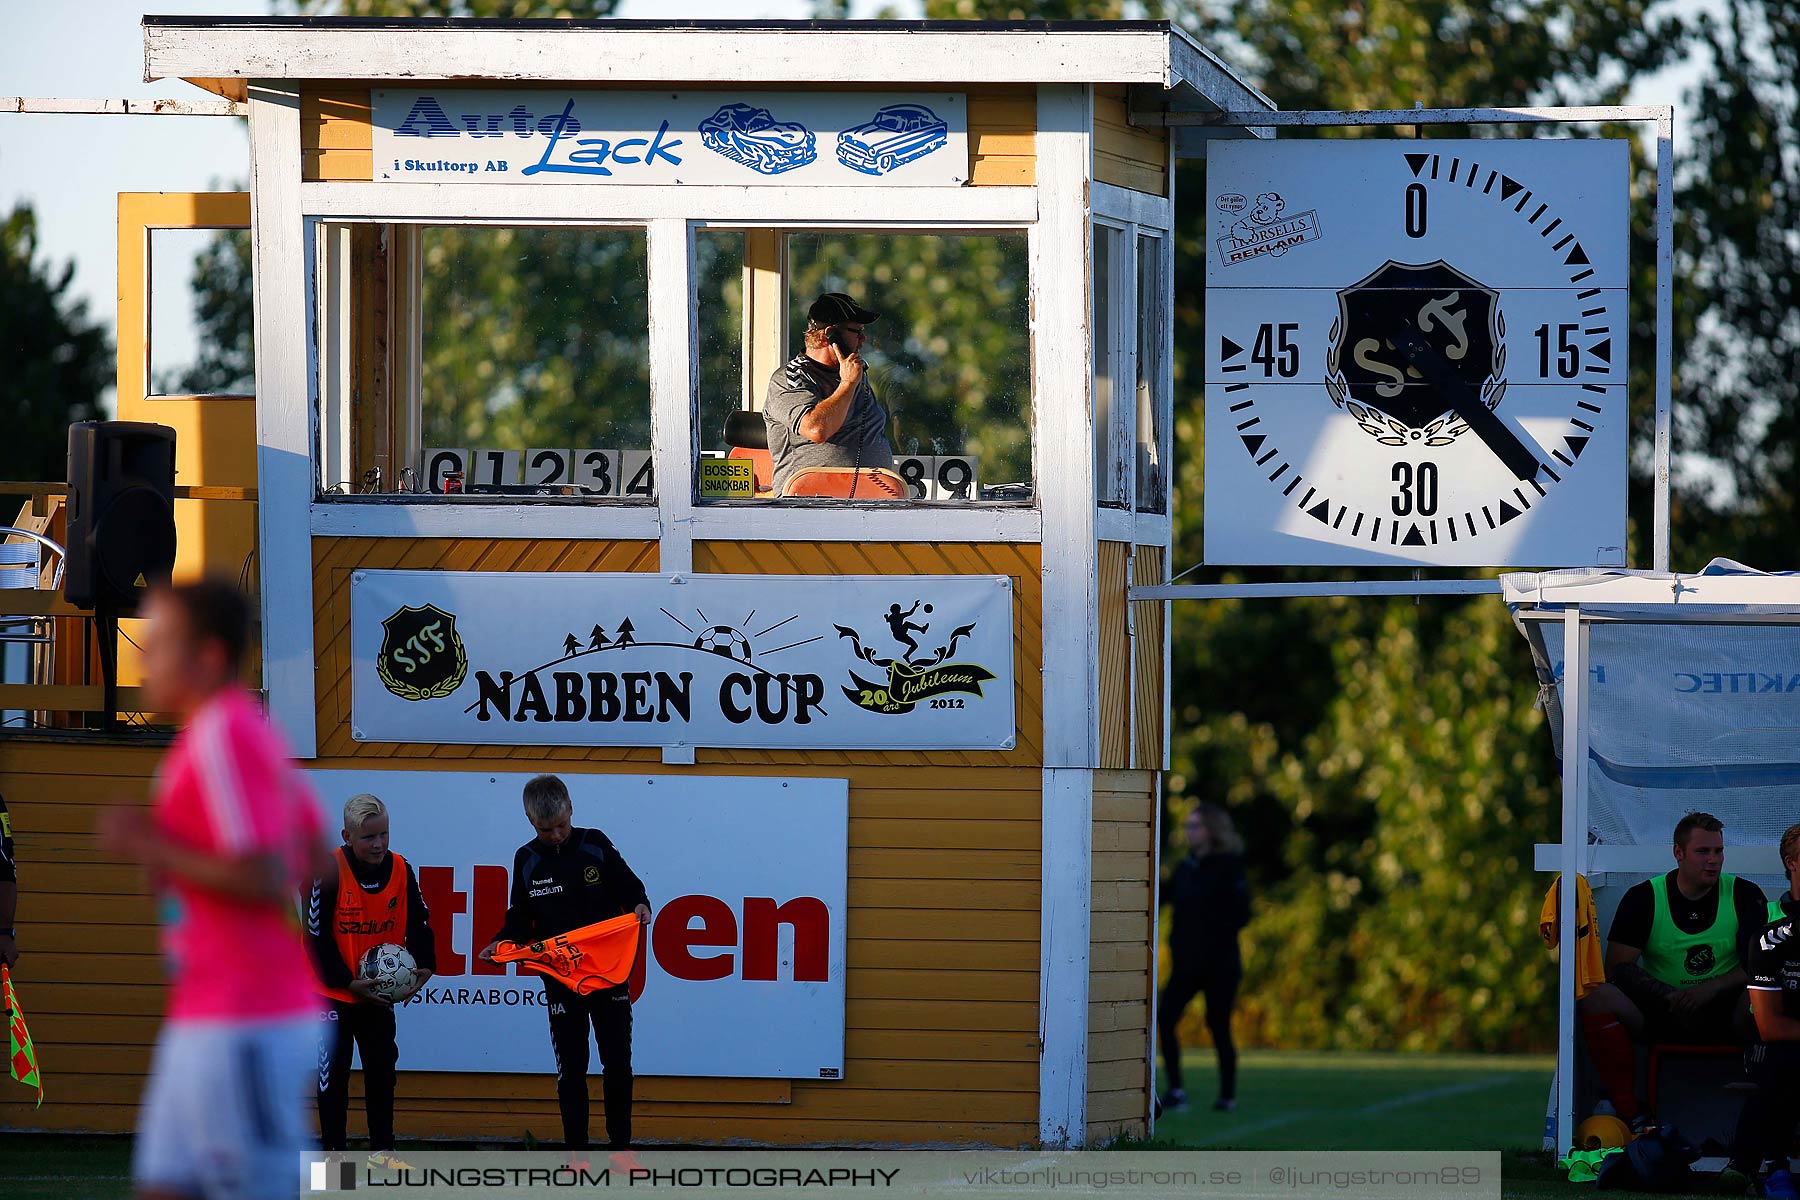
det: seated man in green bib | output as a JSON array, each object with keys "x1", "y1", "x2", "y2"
[{"x1": 1576, "y1": 812, "x2": 1767, "y2": 1127}]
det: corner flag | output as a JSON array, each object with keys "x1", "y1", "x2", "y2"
[{"x1": 4, "y1": 965, "x2": 42, "y2": 1107}]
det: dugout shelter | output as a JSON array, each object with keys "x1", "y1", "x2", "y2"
[
  {"x1": 0, "y1": 17, "x2": 1273, "y2": 1149},
  {"x1": 1510, "y1": 564, "x2": 1800, "y2": 1157}
]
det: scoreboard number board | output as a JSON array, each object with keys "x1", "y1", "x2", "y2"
[
  {"x1": 895, "y1": 455, "x2": 980, "y2": 501},
  {"x1": 1204, "y1": 139, "x2": 1629, "y2": 567}
]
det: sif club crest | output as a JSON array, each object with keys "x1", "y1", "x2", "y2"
[
  {"x1": 1326, "y1": 259, "x2": 1503, "y2": 447},
  {"x1": 377, "y1": 604, "x2": 469, "y2": 702}
]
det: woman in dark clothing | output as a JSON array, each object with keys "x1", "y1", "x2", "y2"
[{"x1": 1157, "y1": 802, "x2": 1250, "y2": 1114}]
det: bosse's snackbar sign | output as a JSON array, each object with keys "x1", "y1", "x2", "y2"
[{"x1": 349, "y1": 571, "x2": 1016, "y2": 749}]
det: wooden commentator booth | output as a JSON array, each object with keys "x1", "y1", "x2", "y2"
[{"x1": 0, "y1": 18, "x2": 1271, "y2": 1149}]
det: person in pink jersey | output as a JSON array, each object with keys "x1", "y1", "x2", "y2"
[{"x1": 100, "y1": 580, "x2": 331, "y2": 1200}]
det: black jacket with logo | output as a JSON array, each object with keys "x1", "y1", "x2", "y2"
[{"x1": 495, "y1": 826, "x2": 649, "y2": 946}]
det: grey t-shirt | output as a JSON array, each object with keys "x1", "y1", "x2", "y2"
[{"x1": 763, "y1": 353, "x2": 895, "y2": 495}]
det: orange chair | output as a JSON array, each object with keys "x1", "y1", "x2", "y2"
[
  {"x1": 722, "y1": 410, "x2": 776, "y2": 497},
  {"x1": 780, "y1": 466, "x2": 908, "y2": 499}
]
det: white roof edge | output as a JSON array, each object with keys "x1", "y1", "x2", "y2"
[
  {"x1": 144, "y1": 24, "x2": 1218, "y2": 92},
  {"x1": 1167, "y1": 28, "x2": 1276, "y2": 114},
  {"x1": 1502, "y1": 565, "x2": 1800, "y2": 612}
]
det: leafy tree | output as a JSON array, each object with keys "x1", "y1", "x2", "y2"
[
  {"x1": 418, "y1": 226, "x2": 650, "y2": 452},
  {"x1": 1666, "y1": 0, "x2": 1800, "y2": 568},
  {"x1": 0, "y1": 201, "x2": 109, "y2": 489}
]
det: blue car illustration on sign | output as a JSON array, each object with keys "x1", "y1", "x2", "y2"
[
  {"x1": 836, "y1": 104, "x2": 950, "y2": 176},
  {"x1": 699, "y1": 103, "x2": 817, "y2": 174}
]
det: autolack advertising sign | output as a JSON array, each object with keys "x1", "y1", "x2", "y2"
[
  {"x1": 306, "y1": 771, "x2": 847, "y2": 1078},
  {"x1": 369, "y1": 89, "x2": 969, "y2": 187},
  {"x1": 349, "y1": 571, "x2": 1016, "y2": 749}
]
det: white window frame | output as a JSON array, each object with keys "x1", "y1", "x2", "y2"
[
  {"x1": 696, "y1": 220, "x2": 1039, "y2": 519},
  {"x1": 309, "y1": 215, "x2": 662, "y2": 518},
  {"x1": 1091, "y1": 180, "x2": 1175, "y2": 548},
  {"x1": 295, "y1": 185, "x2": 1044, "y2": 546}
]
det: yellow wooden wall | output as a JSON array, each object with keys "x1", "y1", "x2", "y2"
[
  {"x1": 0, "y1": 538, "x2": 1048, "y2": 1144},
  {"x1": 1097, "y1": 543, "x2": 1168, "y2": 773},
  {"x1": 1092, "y1": 85, "x2": 1168, "y2": 197},
  {"x1": 1132, "y1": 545, "x2": 1166, "y2": 772},
  {"x1": 1098, "y1": 542, "x2": 1131, "y2": 769},
  {"x1": 304, "y1": 86, "x2": 1035, "y2": 186},
  {"x1": 1087, "y1": 767, "x2": 1157, "y2": 1144},
  {"x1": 0, "y1": 741, "x2": 1044, "y2": 1146}
]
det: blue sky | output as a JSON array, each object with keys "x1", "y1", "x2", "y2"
[{"x1": 1, "y1": 0, "x2": 1698, "y2": 393}]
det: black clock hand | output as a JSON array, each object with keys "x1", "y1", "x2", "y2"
[{"x1": 1390, "y1": 321, "x2": 1543, "y2": 482}]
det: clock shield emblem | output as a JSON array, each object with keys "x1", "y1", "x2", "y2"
[
  {"x1": 1326, "y1": 259, "x2": 1504, "y2": 446},
  {"x1": 376, "y1": 604, "x2": 468, "y2": 701}
]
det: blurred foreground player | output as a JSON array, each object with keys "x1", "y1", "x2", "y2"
[
  {"x1": 307, "y1": 793, "x2": 434, "y2": 1167},
  {"x1": 100, "y1": 581, "x2": 329, "y2": 1200},
  {"x1": 480, "y1": 775, "x2": 650, "y2": 1152}
]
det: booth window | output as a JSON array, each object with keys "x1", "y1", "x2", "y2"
[
  {"x1": 703, "y1": 229, "x2": 1033, "y2": 504},
  {"x1": 1093, "y1": 224, "x2": 1126, "y2": 508},
  {"x1": 1135, "y1": 232, "x2": 1168, "y2": 514},
  {"x1": 315, "y1": 223, "x2": 652, "y2": 500}
]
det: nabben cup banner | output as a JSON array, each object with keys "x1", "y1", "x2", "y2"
[{"x1": 349, "y1": 571, "x2": 1016, "y2": 749}]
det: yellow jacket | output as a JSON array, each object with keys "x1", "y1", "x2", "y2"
[{"x1": 1539, "y1": 873, "x2": 1607, "y2": 1000}]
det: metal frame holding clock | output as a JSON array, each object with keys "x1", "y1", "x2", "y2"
[{"x1": 1204, "y1": 137, "x2": 1630, "y2": 568}]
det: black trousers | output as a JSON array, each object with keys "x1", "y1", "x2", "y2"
[
  {"x1": 1158, "y1": 964, "x2": 1241, "y2": 1100},
  {"x1": 318, "y1": 999, "x2": 398, "y2": 1152},
  {"x1": 1730, "y1": 1041, "x2": 1800, "y2": 1171},
  {"x1": 545, "y1": 979, "x2": 634, "y2": 1151}
]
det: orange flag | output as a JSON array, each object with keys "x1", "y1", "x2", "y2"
[
  {"x1": 4, "y1": 965, "x2": 42, "y2": 1107},
  {"x1": 493, "y1": 913, "x2": 642, "y2": 996}
]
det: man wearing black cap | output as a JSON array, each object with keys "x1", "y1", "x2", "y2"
[{"x1": 764, "y1": 292, "x2": 895, "y2": 495}]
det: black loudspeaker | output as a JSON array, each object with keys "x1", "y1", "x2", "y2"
[{"x1": 65, "y1": 421, "x2": 177, "y2": 613}]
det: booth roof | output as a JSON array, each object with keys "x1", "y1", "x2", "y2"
[
  {"x1": 141, "y1": 15, "x2": 1273, "y2": 116},
  {"x1": 1502, "y1": 559, "x2": 1800, "y2": 616}
]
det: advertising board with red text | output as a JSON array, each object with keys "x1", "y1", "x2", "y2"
[{"x1": 308, "y1": 770, "x2": 847, "y2": 1079}]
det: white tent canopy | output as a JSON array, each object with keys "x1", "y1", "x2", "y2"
[{"x1": 1506, "y1": 560, "x2": 1800, "y2": 1154}]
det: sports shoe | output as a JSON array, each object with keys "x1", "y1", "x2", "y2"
[
  {"x1": 1763, "y1": 1169, "x2": 1798, "y2": 1200},
  {"x1": 366, "y1": 1151, "x2": 413, "y2": 1172},
  {"x1": 610, "y1": 1149, "x2": 643, "y2": 1174},
  {"x1": 1156, "y1": 1088, "x2": 1188, "y2": 1114},
  {"x1": 1630, "y1": 1113, "x2": 1659, "y2": 1138},
  {"x1": 1214, "y1": 1097, "x2": 1238, "y2": 1112}
]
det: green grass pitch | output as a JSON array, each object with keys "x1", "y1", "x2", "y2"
[{"x1": 0, "y1": 1051, "x2": 1679, "y2": 1199}]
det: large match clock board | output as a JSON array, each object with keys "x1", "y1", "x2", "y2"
[{"x1": 1204, "y1": 139, "x2": 1629, "y2": 567}]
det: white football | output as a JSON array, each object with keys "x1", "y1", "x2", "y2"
[{"x1": 357, "y1": 942, "x2": 418, "y2": 1002}]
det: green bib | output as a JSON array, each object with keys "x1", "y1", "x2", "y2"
[
  {"x1": 1641, "y1": 872, "x2": 1740, "y2": 987},
  {"x1": 1772, "y1": 897, "x2": 1789, "y2": 925}
]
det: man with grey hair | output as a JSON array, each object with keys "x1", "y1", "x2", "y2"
[{"x1": 479, "y1": 775, "x2": 650, "y2": 1154}]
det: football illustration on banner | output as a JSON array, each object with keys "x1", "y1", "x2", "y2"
[{"x1": 1204, "y1": 139, "x2": 1629, "y2": 567}]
